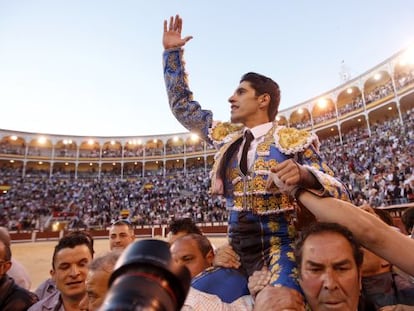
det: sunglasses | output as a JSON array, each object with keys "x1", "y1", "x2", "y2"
[{"x1": 112, "y1": 219, "x2": 132, "y2": 226}]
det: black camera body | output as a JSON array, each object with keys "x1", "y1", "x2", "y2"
[{"x1": 101, "y1": 239, "x2": 191, "y2": 311}]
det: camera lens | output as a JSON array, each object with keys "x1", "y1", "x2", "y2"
[{"x1": 101, "y1": 239, "x2": 191, "y2": 311}]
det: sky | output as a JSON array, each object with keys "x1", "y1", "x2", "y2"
[{"x1": 0, "y1": 1, "x2": 414, "y2": 137}]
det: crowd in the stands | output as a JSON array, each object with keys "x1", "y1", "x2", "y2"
[{"x1": 0, "y1": 108, "x2": 413, "y2": 231}]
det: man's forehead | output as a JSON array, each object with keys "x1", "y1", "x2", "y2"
[
  {"x1": 168, "y1": 231, "x2": 187, "y2": 244},
  {"x1": 110, "y1": 231, "x2": 129, "y2": 235},
  {"x1": 171, "y1": 238, "x2": 198, "y2": 254},
  {"x1": 302, "y1": 233, "x2": 354, "y2": 262},
  {"x1": 110, "y1": 225, "x2": 131, "y2": 233},
  {"x1": 55, "y1": 244, "x2": 92, "y2": 262},
  {"x1": 236, "y1": 81, "x2": 253, "y2": 90},
  {"x1": 87, "y1": 269, "x2": 110, "y2": 285}
]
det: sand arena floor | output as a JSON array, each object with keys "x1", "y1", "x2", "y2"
[{"x1": 11, "y1": 236, "x2": 228, "y2": 291}]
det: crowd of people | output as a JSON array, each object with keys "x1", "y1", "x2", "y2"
[
  {"x1": 2, "y1": 206, "x2": 414, "y2": 310},
  {"x1": 321, "y1": 108, "x2": 414, "y2": 207},
  {"x1": 0, "y1": 167, "x2": 227, "y2": 231},
  {"x1": 1, "y1": 107, "x2": 413, "y2": 232}
]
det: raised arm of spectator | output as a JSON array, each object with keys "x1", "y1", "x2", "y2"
[{"x1": 297, "y1": 190, "x2": 414, "y2": 276}]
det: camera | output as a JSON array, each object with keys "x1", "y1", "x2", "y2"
[{"x1": 101, "y1": 239, "x2": 191, "y2": 311}]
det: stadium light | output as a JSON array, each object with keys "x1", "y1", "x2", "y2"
[
  {"x1": 190, "y1": 133, "x2": 199, "y2": 142},
  {"x1": 128, "y1": 139, "x2": 141, "y2": 145},
  {"x1": 374, "y1": 73, "x2": 382, "y2": 80},
  {"x1": 318, "y1": 98, "x2": 327, "y2": 108},
  {"x1": 38, "y1": 136, "x2": 47, "y2": 144}
]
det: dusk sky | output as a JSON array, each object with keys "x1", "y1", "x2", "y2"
[{"x1": 1, "y1": 1, "x2": 413, "y2": 136}]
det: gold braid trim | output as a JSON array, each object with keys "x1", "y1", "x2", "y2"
[
  {"x1": 275, "y1": 126, "x2": 316, "y2": 155},
  {"x1": 208, "y1": 122, "x2": 244, "y2": 145}
]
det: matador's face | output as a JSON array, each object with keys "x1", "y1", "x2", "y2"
[{"x1": 228, "y1": 81, "x2": 267, "y2": 128}]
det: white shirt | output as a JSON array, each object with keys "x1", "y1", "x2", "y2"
[
  {"x1": 238, "y1": 122, "x2": 273, "y2": 172},
  {"x1": 182, "y1": 287, "x2": 253, "y2": 311}
]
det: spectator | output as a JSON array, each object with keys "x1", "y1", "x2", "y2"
[
  {"x1": 171, "y1": 233, "x2": 251, "y2": 309},
  {"x1": 28, "y1": 232, "x2": 94, "y2": 311},
  {"x1": 293, "y1": 222, "x2": 373, "y2": 311},
  {"x1": 0, "y1": 226, "x2": 32, "y2": 290},
  {"x1": 34, "y1": 231, "x2": 95, "y2": 301},
  {"x1": 78, "y1": 250, "x2": 121, "y2": 311},
  {"x1": 361, "y1": 246, "x2": 414, "y2": 309},
  {"x1": 167, "y1": 217, "x2": 203, "y2": 244},
  {"x1": 109, "y1": 219, "x2": 135, "y2": 251},
  {"x1": 295, "y1": 190, "x2": 414, "y2": 277},
  {"x1": 252, "y1": 222, "x2": 375, "y2": 310},
  {"x1": 356, "y1": 205, "x2": 414, "y2": 308},
  {"x1": 0, "y1": 235, "x2": 38, "y2": 311},
  {"x1": 168, "y1": 216, "x2": 242, "y2": 275}
]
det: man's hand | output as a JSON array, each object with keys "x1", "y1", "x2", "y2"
[
  {"x1": 163, "y1": 14, "x2": 193, "y2": 49},
  {"x1": 266, "y1": 171, "x2": 297, "y2": 194},
  {"x1": 248, "y1": 266, "x2": 271, "y2": 297},
  {"x1": 267, "y1": 159, "x2": 319, "y2": 191},
  {"x1": 254, "y1": 285, "x2": 305, "y2": 311},
  {"x1": 213, "y1": 244, "x2": 241, "y2": 269}
]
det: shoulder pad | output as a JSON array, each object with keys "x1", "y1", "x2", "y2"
[
  {"x1": 274, "y1": 126, "x2": 318, "y2": 155},
  {"x1": 208, "y1": 121, "x2": 244, "y2": 146}
]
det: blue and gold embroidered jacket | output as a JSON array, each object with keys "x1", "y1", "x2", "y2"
[{"x1": 163, "y1": 48, "x2": 350, "y2": 215}]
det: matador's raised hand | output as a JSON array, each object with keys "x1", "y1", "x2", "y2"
[{"x1": 163, "y1": 14, "x2": 193, "y2": 50}]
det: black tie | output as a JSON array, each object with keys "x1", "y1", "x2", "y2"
[{"x1": 240, "y1": 130, "x2": 254, "y2": 175}]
